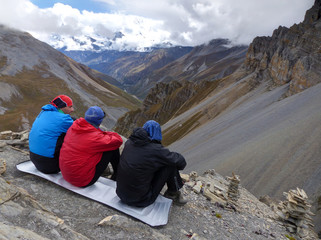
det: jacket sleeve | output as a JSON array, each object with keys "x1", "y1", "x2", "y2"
[
  {"x1": 92, "y1": 131, "x2": 123, "y2": 152},
  {"x1": 60, "y1": 115, "x2": 74, "y2": 132},
  {"x1": 158, "y1": 146, "x2": 187, "y2": 170}
]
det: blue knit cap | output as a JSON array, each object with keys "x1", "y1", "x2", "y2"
[
  {"x1": 85, "y1": 106, "x2": 105, "y2": 128},
  {"x1": 143, "y1": 120, "x2": 162, "y2": 141}
]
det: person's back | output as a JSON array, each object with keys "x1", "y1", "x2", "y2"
[
  {"x1": 116, "y1": 120, "x2": 187, "y2": 207},
  {"x1": 29, "y1": 95, "x2": 74, "y2": 173},
  {"x1": 60, "y1": 106, "x2": 123, "y2": 187}
]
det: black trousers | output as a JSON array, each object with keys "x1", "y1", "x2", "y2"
[
  {"x1": 29, "y1": 133, "x2": 66, "y2": 174},
  {"x1": 30, "y1": 151, "x2": 60, "y2": 174},
  {"x1": 148, "y1": 166, "x2": 184, "y2": 205},
  {"x1": 84, "y1": 149, "x2": 120, "y2": 187}
]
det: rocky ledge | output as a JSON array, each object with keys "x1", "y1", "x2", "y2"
[{"x1": 0, "y1": 130, "x2": 318, "y2": 240}]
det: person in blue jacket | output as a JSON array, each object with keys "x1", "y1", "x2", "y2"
[{"x1": 29, "y1": 95, "x2": 74, "y2": 173}]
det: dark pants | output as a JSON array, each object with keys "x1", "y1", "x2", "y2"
[
  {"x1": 148, "y1": 166, "x2": 184, "y2": 205},
  {"x1": 84, "y1": 149, "x2": 120, "y2": 187},
  {"x1": 30, "y1": 151, "x2": 60, "y2": 174},
  {"x1": 29, "y1": 133, "x2": 66, "y2": 174}
]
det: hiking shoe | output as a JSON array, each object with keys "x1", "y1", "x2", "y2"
[{"x1": 164, "y1": 190, "x2": 188, "y2": 206}]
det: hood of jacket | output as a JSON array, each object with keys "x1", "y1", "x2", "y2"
[
  {"x1": 70, "y1": 118, "x2": 101, "y2": 133},
  {"x1": 41, "y1": 104, "x2": 59, "y2": 112},
  {"x1": 129, "y1": 128, "x2": 151, "y2": 146}
]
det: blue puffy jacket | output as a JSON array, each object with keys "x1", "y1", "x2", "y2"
[{"x1": 29, "y1": 104, "x2": 74, "y2": 158}]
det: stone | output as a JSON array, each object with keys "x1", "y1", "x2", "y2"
[
  {"x1": 227, "y1": 173, "x2": 240, "y2": 203},
  {"x1": 0, "y1": 130, "x2": 12, "y2": 140},
  {"x1": 185, "y1": 181, "x2": 195, "y2": 188},
  {"x1": 0, "y1": 141, "x2": 6, "y2": 150},
  {"x1": 277, "y1": 188, "x2": 318, "y2": 239},
  {"x1": 192, "y1": 181, "x2": 203, "y2": 194},
  {"x1": 0, "y1": 158, "x2": 6, "y2": 175},
  {"x1": 203, "y1": 188, "x2": 226, "y2": 204},
  {"x1": 189, "y1": 171, "x2": 198, "y2": 181},
  {"x1": 180, "y1": 173, "x2": 190, "y2": 182},
  {"x1": 203, "y1": 169, "x2": 216, "y2": 178}
]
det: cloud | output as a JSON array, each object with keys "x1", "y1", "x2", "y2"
[
  {"x1": 108, "y1": 0, "x2": 314, "y2": 45},
  {"x1": 0, "y1": 0, "x2": 315, "y2": 50}
]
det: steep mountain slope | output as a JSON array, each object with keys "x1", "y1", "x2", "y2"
[
  {"x1": 61, "y1": 39, "x2": 247, "y2": 100},
  {"x1": 61, "y1": 47, "x2": 193, "y2": 93},
  {"x1": 130, "y1": 39, "x2": 248, "y2": 99},
  {"x1": 0, "y1": 25, "x2": 141, "y2": 132},
  {"x1": 163, "y1": 0, "x2": 321, "y2": 231},
  {"x1": 115, "y1": 0, "x2": 321, "y2": 232},
  {"x1": 114, "y1": 40, "x2": 248, "y2": 135},
  {"x1": 114, "y1": 79, "x2": 220, "y2": 138}
]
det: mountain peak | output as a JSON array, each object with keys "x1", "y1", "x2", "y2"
[
  {"x1": 304, "y1": 0, "x2": 321, "y2": 24},
  {"x1": 244, "y1": 0, "x2": 321, "y2": 96}
]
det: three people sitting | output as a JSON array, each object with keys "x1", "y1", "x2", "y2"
[{"x1": 29, "y1": 97, "x2": 187, "y2": 206}]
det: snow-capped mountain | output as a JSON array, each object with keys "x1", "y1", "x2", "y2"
[{"x1": 48, "y1": 32, "x2": 175, "y2": 52}]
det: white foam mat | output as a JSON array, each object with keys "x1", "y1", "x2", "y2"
[{"x1": 16, "y1": 160, "x2": 172, "y2": 226}]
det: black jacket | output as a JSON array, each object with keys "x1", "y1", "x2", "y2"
[{"x1": 116, "y1": 127, "x2": 186, "y2": 206}]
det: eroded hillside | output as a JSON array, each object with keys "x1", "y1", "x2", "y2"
[{"x1": 0, "y1": 25, "x2": 141, "y2": 132}]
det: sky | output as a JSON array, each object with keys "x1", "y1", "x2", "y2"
[{"x1": 0, "y1": 0, "x2": 315, "y2": 51}]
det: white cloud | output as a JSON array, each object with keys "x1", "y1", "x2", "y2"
[
  {"x1": 106, "y1": 0, "x2": 314, "y2": 45},
  {"x1": 0, "y1": 0, "x2": 315, "y2": 50}
]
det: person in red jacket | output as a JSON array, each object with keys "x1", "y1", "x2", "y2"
[{"x1": 59, "y1": 106, "x2": 123, "y2": 187}]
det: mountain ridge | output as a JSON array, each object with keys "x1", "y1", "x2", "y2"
[
  {"x1": 60, "y1": 46, "x2": 194, "y2": 98},
  {"x1": 60, "y1": 39, "x2": 247, "y2": 99},
  {"x1": 0, "y1": 25, "x2": 141, "y2": 132}
]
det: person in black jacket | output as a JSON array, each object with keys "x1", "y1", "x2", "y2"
[{"x1": 116, "y1": 120, "x2": 187, "y2": 207}]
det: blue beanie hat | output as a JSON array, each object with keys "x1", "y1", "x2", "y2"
[
  {"x1": 85, "y1": 106, "x2": 105, "y2": 128},
  {"x1": 143, "y1": 120, "x2": 162, "y2": 141}
]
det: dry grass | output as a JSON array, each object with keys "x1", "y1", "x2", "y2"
[{"x1": 0, "y1": 66, "x2": 141, "y2": 132}]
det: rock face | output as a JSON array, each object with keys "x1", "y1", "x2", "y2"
[
  {"x1": 244, "y1": 0, "x2": 321, "y2": 96},
  {"x1": 114, "y1": 80, "x2": 199, "y2": 137},
  {"x1": 1, "y1": 137, "x2": 316, "y2": 240}
]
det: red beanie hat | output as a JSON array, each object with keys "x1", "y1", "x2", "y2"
[{"x1": 50, "y1": 95, "x2": 73, "y2": 109}]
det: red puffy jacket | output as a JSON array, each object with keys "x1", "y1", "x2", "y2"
[{"x1": 59, "y1": 118, "x2": 123, "y2": 187}]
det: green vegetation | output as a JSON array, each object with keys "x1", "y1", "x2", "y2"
[{"x1": 285, "y1": 234, "x2": 296, "y2": 240}]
